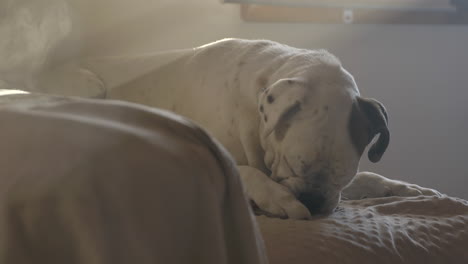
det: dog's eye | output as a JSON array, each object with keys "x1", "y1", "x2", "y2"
[{"x1": 360, "y1": 195, "x2": 368, "y2": 199}]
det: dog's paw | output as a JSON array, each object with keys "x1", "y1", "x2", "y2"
[
  {"x1": 238, "y1": 165, "x2": 311, "y2": 220},
  {"x1": 343, "y1": 172, "x2": 445, "y2": 200},
  {"x1": 393, "y1": 184, "x2": 443, "y2": 198},
  {"x1": 251, "y1": 182, "x2": 312, "y2": 220},
  {"x1": 419, "y1": 187, "x2": 444, "y2": 197}
]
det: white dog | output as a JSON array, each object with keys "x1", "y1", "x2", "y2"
[{"x1": 107, "y1": 39, "x2": 437, "y2": 219}]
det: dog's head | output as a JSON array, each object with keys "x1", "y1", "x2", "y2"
[{"x1": 258, "y1": 55, "x2": 389, "y2": 215}]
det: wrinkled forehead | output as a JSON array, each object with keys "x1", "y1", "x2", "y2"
[
  {"x1": 280, "y1": 103, "x2": 354, "y2": 146},
  {"x1": 278, "y1": 101, "x2": 356, "y2": 157},
  {"x1": 299, "y1": 80, "x2": 356, "y2": 119},
  {"x1": 305, "y1": 65, "x2": 358, "y2": 94}
]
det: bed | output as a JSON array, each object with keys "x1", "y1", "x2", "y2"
[
  {"x1": 3, "y1": 51, "x2": 468, "y2": 263},
  {"x1": 258, "y1": 196, "x2": 468, "y2": 263},
  {"x1": 1, "y1": 91, "x2": 467, "y2": 264}
]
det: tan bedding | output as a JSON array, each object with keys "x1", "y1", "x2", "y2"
[
  {"x1": 0, "y1": 93, "x2": 267, "y2": 264},
  {"x1": 1, "y1": 92, "x2": 468, "y2": 263},
  {"x1": 258, "y1": 195, "x2": 468, "y2": 264}
]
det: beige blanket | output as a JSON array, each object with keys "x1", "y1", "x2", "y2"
[
  {"x1": 0, "y1": 93, "x2": 267, "y2": 264},
  {"x1": 1, "y1": 92, "x2": 468, "y2": 263},
  {"x1": 259, "y1": 195, "x2": 468, "y2": 264}
]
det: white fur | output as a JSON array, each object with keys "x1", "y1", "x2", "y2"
[{"x1": 342, "y1": 172, "x2": 443, "y2": 200}]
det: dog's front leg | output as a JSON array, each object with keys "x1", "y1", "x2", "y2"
[
  {"x1": 238, "y1": 165, "x2": 311, "y2": 220},
  {"x1": 342, "y1": 171, "x2": 444, "y2": 200}
]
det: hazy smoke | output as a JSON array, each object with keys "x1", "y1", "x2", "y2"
[{"x1": 0, "y1": 0, "x2": 72, "y2": 90}]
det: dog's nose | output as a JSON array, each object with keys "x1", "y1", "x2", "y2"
[{"x1": 297, "y1": 192, "x2": 326, "y2": 214}]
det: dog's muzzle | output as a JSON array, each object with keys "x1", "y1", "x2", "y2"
[{"x1": 297, "y1": 192, "x2": 328, "y2": 214}]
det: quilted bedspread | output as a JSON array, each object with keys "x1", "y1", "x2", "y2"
[{"x1": 258, "y1": 195, "x2": 468, "y2": 264}]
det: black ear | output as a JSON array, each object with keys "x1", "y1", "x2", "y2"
[{"x1": 357, "y1": 97, "x2": 390, "y2": 163}]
